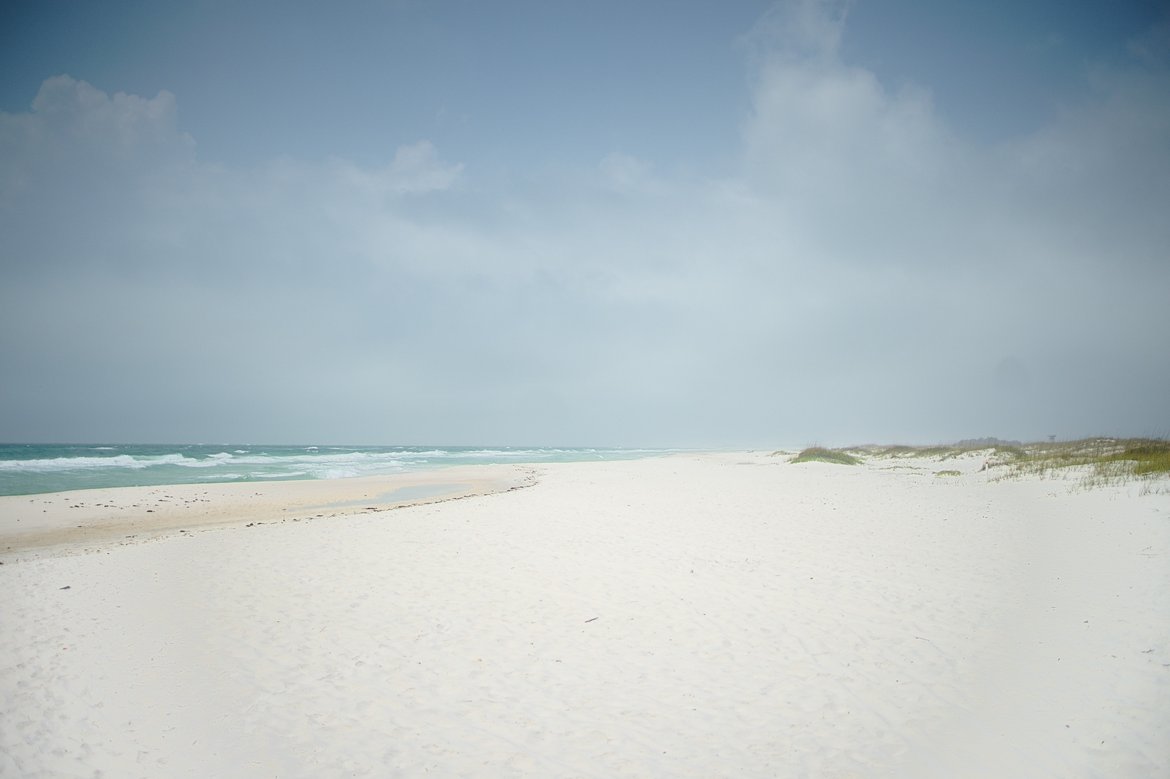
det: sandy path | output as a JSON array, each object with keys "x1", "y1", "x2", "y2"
[{"x1": 1, "y1": 453, "x2": 1167, "y2": 777}]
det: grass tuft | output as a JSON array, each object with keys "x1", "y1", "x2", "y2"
[
  {"x1": 863, "y1": 437, "x2": 1170, "y2": 489},
  {"x1": 988, "y1": 437, "x2": 1170, "y2": 487},
  {"x1": 790, "y1": 447, "x2": 861, "y2": 466},
  {"x1": 783, "y1": 437, "x2": 1168, "y2": 487},
  {"x1": 1107, "y1": 440, "x2": 1170, "y2": 475}
]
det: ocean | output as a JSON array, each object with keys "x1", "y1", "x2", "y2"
[{"x1": 0, "y1": 444, "x2": 672, "y2": 497}]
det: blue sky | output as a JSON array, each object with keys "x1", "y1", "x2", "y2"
[{"x1": 1, "y1": 1, "x2": 1168, "y2": 445}]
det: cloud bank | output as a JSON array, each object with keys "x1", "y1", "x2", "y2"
[{"x1": 2, "y1": 2, "x2": 1168, "y2": 445}]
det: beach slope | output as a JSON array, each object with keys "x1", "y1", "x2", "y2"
[{"x1": 1, "y1": 453, "x2": 1167, "y2": 777}]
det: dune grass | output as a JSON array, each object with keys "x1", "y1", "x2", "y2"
[
  {"x1": 790, "y1": 447, "x2": 861, "y2": 466},
  {"x1": 999, "y1": 438, "x2": 1170, "y2": 479},
  {"x1": 864, "y1": 437, "x2": 1169, "y2": 488},
  {"x1": 1111, "y1": 440, "x2": 1170, "y2": 475},
  {"x1": 862, "y1": 442, "x2": 1024, "y2": 461},
  {"x1": 778, "y1": 438, "x2": 1168, "y2": 489}
]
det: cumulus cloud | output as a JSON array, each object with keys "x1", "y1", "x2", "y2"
[
  {"x1": 0, "y1": 77, "x2": 484, "y2": 442},
  {"x1": 0, "y1": 75, "x2": 190, "y2": 158},
  {"x1": 329, "y1": 140, "x2": 463, "y2": 197},
  {"x1": 725, "y1": 0, "x2": 1169, "y2": 441},
  {"x1": 1, "y1": 3, "x2": 1168, "y2": 445},
  {"x1": 0, "y1": 76, "x2": 195, "y2": 214},
  {"x1": 30, "y1": 76, "x2": 190, "y2": 150},
  {"x1": 739, "y1": 0, "x2": 849, "y2": 66}
]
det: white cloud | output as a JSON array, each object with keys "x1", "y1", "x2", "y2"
[
  {"x1": 329, "y1": 140, "x2": 463, "y2": 198},
  {"x1": 1, "y1": 5, "x2": 1168, "y2": 445},
  {"x1": 0, "y1": 75, "x2": 195, "y2": 171},
  {"x1": 34, "y1": 76, "x2": 188, "y2": 149},
  {"x1": 741, "y1": 58, "x2": 954, "y2": 238},
  {"x1": 387, "y1": 139, "x2": 463, "y2": 192},
  {"x1": 739, "y1": 0, "x2": 849, "y2": 66},
  {"x1": 598, "y1": 152, "x2": 656, "y2": 193}
]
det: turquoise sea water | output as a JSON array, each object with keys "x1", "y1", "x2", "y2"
[{"x1": 0, "y1": 444, "x2": 672, "y2": 497}]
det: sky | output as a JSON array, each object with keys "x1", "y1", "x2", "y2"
[{"x1": 1, "y1": 0, "x2": 1168, "y2": 447}]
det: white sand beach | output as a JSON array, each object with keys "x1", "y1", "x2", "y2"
[{"x1": 1, "y1": 452, "x2": 1168, "y2": 777}]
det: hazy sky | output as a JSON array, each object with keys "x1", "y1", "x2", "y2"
[{"x1": 2, "y1": 0, "x2": 1168, "y2": 447}]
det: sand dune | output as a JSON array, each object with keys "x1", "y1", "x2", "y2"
[{"x1": 2, "y1": 453, "x2": 1167, "y2": 777}]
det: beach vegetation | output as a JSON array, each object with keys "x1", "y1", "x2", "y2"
[
  {"x1": 862, "y1": 437, "x2": 1170, "y2": 489},
  {"x1": 861, "y1": 444, "x2": 960, "y2": 459},
  {"x1": 875, "y1": 445, "x2": 917, "y2": 455},
  {"x1": 980, "y1": 438, "x2": 1167, "y2": 486},
  {"x1": 1106, "y1": 440, "x2": 1170, "y2": 475},
  {"x1": 792, "y1": 437, "x2": 1169, "y2": 487},
  {"x1": 790, "y1": 447, "x2": 861, "y2": 466}
]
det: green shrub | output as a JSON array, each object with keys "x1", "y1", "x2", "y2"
[
  {"x1": 790, "y1": 447, "x2": 860, "y2": 466},
  {"x1": 992, "y1": 437, "x2": 1170, "y2": 486},
  {"x1": 1108, "y1": 440, "x2": 1170, "y2": 475}
]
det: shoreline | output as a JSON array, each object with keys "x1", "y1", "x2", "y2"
[
  {"x1": 0, "y1": 443, "x2": 676, "y2": 500},
  {"x1": 0, "y1": 462, "x2": 537, "y2": 560}
]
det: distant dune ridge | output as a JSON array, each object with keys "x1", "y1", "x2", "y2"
[{"x1": 2, "y1": 448, "x2": 1167, "y2": 777}]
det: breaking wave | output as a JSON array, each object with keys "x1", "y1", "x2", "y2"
[{"x1": 0, "y1": 444, "x2": 673, "y2": 496}]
